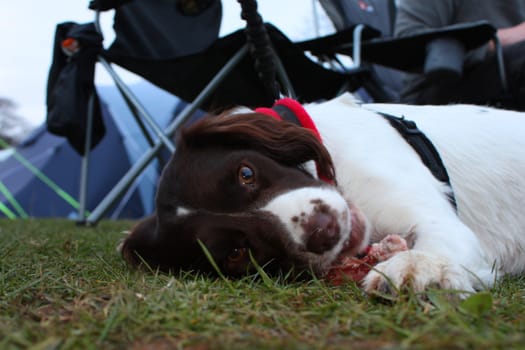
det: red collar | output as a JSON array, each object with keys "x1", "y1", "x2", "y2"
[
  {"x1": 255, "y1": 98, "x2": 332, "y2": 184},
  {"x1": 255, "y1": 98, "x2": 323, "y2": 142}
]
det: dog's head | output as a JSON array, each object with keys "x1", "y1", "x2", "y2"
[{"x1": 120, "y1": 112, "x2": 370, "y2": 277}]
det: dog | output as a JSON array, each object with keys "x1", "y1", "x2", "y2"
[{"x1": 120, "y1": 93, "x2": 525, "y2": 294}]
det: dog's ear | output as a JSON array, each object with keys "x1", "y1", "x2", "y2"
[
  {"x1": 120, "y1": 215, "x2": 160, "y2": 268},
  {"x1": 120, "y1": 213, "x2": 211, "y2": 273},
  {"x1": 180, "y1": 113, "x2": 336, "y2": 182},
  {"x1": 121, "y1": 215, "x2": 191, "y2": 272}
]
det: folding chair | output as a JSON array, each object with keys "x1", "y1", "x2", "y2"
[
  {"x1": 317, "y1": 0, "x2": 508, "y2": 103},
  {"x1": 46, "y1": 0, "x2": 379, "y2": 226}
]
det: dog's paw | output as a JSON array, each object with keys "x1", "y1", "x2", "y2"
[{"x1": 361, "y1": 250, "x2": 475, "y2": 295}]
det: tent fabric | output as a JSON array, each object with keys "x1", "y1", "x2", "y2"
[
  {"x1": 0, "y1": 83, "x2": 191, "y2": 219},
  {"x1": 1, "y1": 103, "x2": 141, "y2": 218}
]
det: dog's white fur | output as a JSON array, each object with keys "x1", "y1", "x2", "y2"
[{"x1": 265, "y1": 93, "x2": 525, "y2": 293}]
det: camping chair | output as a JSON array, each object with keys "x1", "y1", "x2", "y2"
[
  {"x1": 316, "y1": 0, "x2": 509, "y2": 103},
  {"x1": 46, "y1": 0, "x2": 381, "y2": 225}
]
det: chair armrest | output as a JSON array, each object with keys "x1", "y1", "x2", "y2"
[{"x1": 329, "y1": 20, "x2": 496, "y2": 73}]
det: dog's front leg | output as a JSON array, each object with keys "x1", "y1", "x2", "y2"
[{"x1": 362, "y1": 219, "x2": 495, "y2": 295}]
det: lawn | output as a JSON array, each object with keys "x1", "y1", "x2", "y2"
[{"x1": 1, "y1": 219, "x2": 524, "y2": 349}]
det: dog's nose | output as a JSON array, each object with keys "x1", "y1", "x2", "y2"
[{"x1": 305, "y1": 212, "x2": 340, "y2": 254}]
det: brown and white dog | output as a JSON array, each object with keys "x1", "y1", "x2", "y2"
[{"x1": 120, "y1": 93, "x2": 525, "y2": 294}]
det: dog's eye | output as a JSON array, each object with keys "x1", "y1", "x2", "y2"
[
  {"x1": 238, "y1": 165, "x2": 255, "y2": 185},
  {"x1": 228, "y1": 247, "x2": 248, "y2": 263}
]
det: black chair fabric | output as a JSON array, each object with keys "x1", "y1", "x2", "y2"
[
  {"x1": 355, "y1": 21, "x2": 496, "y2": 73},
  {"x1": 108, "y1": 0, "x2": 222, "y2": 60},
  {"x1": 104, "y1": 23, "x2": 364, "y2": 111}
]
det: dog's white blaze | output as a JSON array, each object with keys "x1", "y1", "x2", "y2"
[
  {"x1": 176, "y1": 206, "x2": 193, "y2": 217},
  {"x1": 261, "y1": 186, "x2": 351, "y2": 249}
]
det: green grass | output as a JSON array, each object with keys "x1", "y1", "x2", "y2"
[{"x1": 1, "y1": 219, "x2": 524, "y2": 350}]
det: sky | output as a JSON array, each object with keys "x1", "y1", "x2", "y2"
[{"x1": 0, "y1": 0, "x2": 334, "y2": 127}]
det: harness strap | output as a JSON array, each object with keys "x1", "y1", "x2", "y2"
[{"x1": 377, "y1": 112, "x2": 457, "y2": 210}]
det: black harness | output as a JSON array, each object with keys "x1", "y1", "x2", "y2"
[
  {"x1": 272, "y1": 104, "x2": 457, "y2": 210},
  {"x1": 272, "y1": 104, "x2": 304, "y2": 126},
  {"x1": 378, "y1": 112, "x2": 457, "y2": 210}
]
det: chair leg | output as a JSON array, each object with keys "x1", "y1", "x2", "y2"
[
  {"x1": 84, "y1": 44, "x2": 250, "y2": 226},
  {"x1": 77, "y1": 92, "x2": 95, "y2": 225},
  {"x1": 492, "y1": 34, "x2": 508, "y2": 93},
  {"x1": 98, "y1": 56, "x2": 176, "y2": 153},
  {"x1": 350, "y1": 24, "x2": 366, "y2": 68},
  {"x1": 271, "y1": 45, "x2": 297, "y2": 98}
]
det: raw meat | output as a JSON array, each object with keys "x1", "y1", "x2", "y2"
[{"x1": 326, "y1": 234, "x2": 408, "y2": 285}]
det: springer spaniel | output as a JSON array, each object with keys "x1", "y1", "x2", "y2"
[{"x1": 121, "y1": 93, "x2": 525, "y2": 294}]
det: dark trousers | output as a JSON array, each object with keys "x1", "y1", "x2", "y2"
[{"x1": 400, "y1": 41, "x2": 525, "y2": 111}]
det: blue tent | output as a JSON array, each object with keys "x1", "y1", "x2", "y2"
[{"x1": 0, "y1": 81, "x2": 195, "y2": 219}]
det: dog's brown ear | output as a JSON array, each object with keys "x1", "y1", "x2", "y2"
[
  {"x1": 120, "y1": 214, "x2": 210, "y2": 273},
  {"x1": 180, "y1": 113, "x2": 336, "y2": 182},
  {"x1": 120, "y1": 215, "x2": 159, "y2": 268}
]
